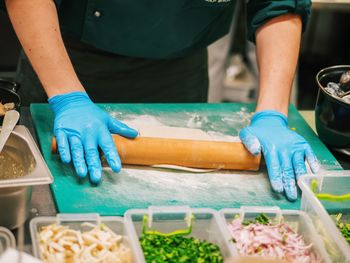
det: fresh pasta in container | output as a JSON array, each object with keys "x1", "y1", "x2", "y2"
[{"x1": 30, "y1": 214, "x2": 137, "y2": 263}]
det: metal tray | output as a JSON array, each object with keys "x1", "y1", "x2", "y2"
[
  {"x1": 0, "y1": 125, "x2": 53, "y2": 188},
  {"x1": 0, "y1": 125, "x2": 53, "y2": 228}
]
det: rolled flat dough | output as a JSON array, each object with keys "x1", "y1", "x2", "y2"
[
  {"x1": 123, "y1": 123, "x2": 239, "y2": 142},
  {"x1": 151, "y1": 164, "x2": 218, "y2": 173},
  {"x1": 123, "y1": 123, "x2": 211, "y2": 140}
]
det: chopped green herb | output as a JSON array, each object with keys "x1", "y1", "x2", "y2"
[
  {"x1": 240, "y1": 213, "x2": 271, "y2": 226},
  {"x1": 242, "y1": 220, "x2": 253, "y2": 226},
  {"x1": 140, "y1": 234, "x2": 223, "y2": 263},
  {"x1": 255, "y1": 213, "x2": 270, "y2": 225},
  {"x1": 334, "y1": 213, "x2": 350, "y2": 245}
]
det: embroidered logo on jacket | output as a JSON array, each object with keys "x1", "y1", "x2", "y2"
[{"x1": 205, "y1": 0, "x2": 231, "y2": 2}]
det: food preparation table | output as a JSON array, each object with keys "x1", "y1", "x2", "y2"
[
  {"x1": 16, "y1": 105, "x2": 350, "y2": 254},
  {"x1": 29, "y1": 103, "x2": 342, "y2": 217}
]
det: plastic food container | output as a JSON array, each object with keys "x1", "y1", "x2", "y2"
[
  {"x1": 30, "y1": 213, "x2": 141, "y2": 262},
  {"x1": 125, "y1": 206, "x2": 236, "y2": 263},
  {"x1": 0, "y1": 226, "x2": 15, "y2": 255},
  {"x1": 219, "y1": 206, "x2": 332, "y2": 263},
  {"x1": 299, "y1": 172, "x2": 350, "y2": 262}
]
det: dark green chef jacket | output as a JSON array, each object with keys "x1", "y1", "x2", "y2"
[{"x1": 1, "y1": 0, "x2": 311, "y2": 59}]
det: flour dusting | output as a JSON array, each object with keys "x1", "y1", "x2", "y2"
[
  {"x1": 207, "y1": 131, "x2": 241, "y2": 142},
  {"x1": 112, "y1": 114, "x2": 242, "y2": 142},
  {"x1": 83, "y1": 106, "x2": 282, "y2": 214},
  {"x1": 187, "y1": 114, "x2": 209, "y2": 129},
  {"x1": 122, "y1": 115, "x2": 164, "y2": 127},
  {"x1": 85, "y1": 166, "x2": 267, "y2": 210},
  {"x1": 107, "y1": 106, "x2": 252, "y2": 137}
]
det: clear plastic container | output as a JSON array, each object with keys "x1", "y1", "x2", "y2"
[
  {"x1": 219, "y1": 206, "x2": 332, "y2": 263},
  {"x1": 125, "y1": 206, "x2": 236, "y2": 263},
  {"x1": 30, "y1": 213, "x2": 142, "y2": 262},
  {"x1": 0, "y1": 226, "x2": 15, "y2": 255},
  {"x1": 299, "y1": 172, "x2": 350, "y2": 262}
]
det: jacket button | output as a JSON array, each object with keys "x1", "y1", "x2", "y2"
[{"x1": 94, "y1": 10, "x2": 101, "y2": 18}]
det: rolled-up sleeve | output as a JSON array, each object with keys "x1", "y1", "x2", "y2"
[{"x1": 247, "y1": 0, "x2": 311, "y2": 43}]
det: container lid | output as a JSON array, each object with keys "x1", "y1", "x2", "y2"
[{"x1": 0, "y1": 227, "x2": 15, "y2": 254}]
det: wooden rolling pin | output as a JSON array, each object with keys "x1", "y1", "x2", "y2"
[{"x1": 51, "y1": 135, "x2": 261, "y2": 171}]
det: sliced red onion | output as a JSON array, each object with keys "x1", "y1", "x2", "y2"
[{"x1": 227, "y1": 218, "x2": 321, "y2": 263}]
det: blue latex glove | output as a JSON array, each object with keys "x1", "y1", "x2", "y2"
[
  {"x1": 49, "y1": 92, "x2": 138, "y2": 183},
  {"x1": 239, "y1": 110, "x2": 320, "y2": 201}
]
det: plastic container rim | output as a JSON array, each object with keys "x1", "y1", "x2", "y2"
[
  {"x1": 29, "y1": 213, "x2": 132, "y2": 260},
  {"x1": 298, "y1": 174, "x2": 350, "y2": 260},
  {"x1": 124, "y1": 206, "x2": 237, "y2": 263},
  {"x1": 0, "y1": 226, "x2": 15, "y2": 254},
  {"x1": 219, "y1": 206, "x2": 332, "y2": 263}
]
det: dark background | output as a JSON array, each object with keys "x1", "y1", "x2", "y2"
[
  {"x1": 1, "y1": 7, "x2": 350, "y2": 110},
  {"x1": 298, "y1": 8, "x2": 350, "y2": 109},
  {"x1": 0, "y1": 11, "x2": 21, "y2": 74}
]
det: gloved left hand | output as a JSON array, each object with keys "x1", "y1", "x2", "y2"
[
  {"x1": 239, "y1": 110, "x2": 320, "y2": 201},
  {"x1": 49, "y1": 91, "x2": 138, "y2": 183}
]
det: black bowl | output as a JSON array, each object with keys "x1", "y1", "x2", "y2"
[
  {"x1": 0, "y1": 79, "x2": 21, "y2": 124},
  {"x1": 315, "y1": 65, "x2": 350, "y2": 155}
]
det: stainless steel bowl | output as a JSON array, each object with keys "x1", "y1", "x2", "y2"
[{"x1": 0, "y1": 126, "x2": 53, "y2": 229}]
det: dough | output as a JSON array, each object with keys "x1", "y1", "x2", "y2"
[
  {"x1": 123, "y1": 123, "x2": 239, "y2": 142},
  {"x1": 123, "y1": 123, "x2": 212, "y2": 140},
  {"x1": 151, "y1": 164, "x2": 218, "y2": 173}
]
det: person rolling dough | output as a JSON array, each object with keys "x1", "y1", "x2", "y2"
[{"x1": 2, "y1": 0, "x2": 319, "y2": 200}]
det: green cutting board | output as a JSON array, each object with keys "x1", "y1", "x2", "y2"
[{"x1": 30, "y1": 103, "x2": 342, "y2": 215}]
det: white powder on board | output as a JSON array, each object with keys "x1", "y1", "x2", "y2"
[
  {"x1": 121, "y1": 115, "x2": 164, "y2": 127},
  {"x1": 88, "y1": 110, "x2": 267, "y2": 207},
  {"x1": 123, "y1": 166, "x2": 264, "y2": 189},
  {"x1": 207, "y1": 131, "x2": 241, "y2": 142},
  {"x1": 116, "y1": 114, "x2": 241, "y2": 142},
  {"x1": 187, "y1": 114, "x2": 209, "y2": 129},
  {"x1": 86, "y1": 167, "x2": 268, "y2": 208}
]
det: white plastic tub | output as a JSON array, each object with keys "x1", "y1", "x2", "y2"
[
  {"x1": 219, "y1": 206, "x2": 332, "y2": 263},
  {"x1": 299, "y1": 172, "x2": 350, "y2": 262},
  {"x1": 30, "y1": 213, "x2": 141, "y2": 262},
  {"x1": 125, "y1": 206, "x2": 236, "y2": 263},
  {"x1": 0, "y1": 227, "x2": 15, "y2": 255}
]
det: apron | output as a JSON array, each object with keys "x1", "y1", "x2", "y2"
[{"x1": 15, "y1": 38, "x2": 209, "y2": 106}]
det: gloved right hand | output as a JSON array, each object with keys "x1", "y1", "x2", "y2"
[
  {"x1": 49, "y1": 91, "x2": 138, "y2": 183},
  {"x1": 239, "y1": 110, "x2": 319, "y2": 201}
]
